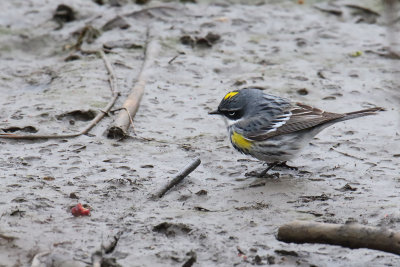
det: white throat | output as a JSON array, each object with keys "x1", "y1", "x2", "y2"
[{"x1": 222, "y1": 117, "x2": 243, "y2": 128}]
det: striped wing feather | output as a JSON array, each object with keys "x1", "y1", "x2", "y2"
[{"x1": 245, "y1": 103, "x2": 345, "y2": 141}]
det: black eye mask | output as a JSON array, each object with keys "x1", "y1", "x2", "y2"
[{"x1": 220, "y1": 108, "x2": 243, "y2": 120}]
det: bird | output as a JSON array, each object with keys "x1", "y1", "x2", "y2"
[{"x1": 209, "y1": 87, "x2": 384, "y2": 176}]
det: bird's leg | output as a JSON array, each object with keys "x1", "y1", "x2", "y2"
[{"x1": 257, "y1": 162, "x2": 279, "y2": 177}]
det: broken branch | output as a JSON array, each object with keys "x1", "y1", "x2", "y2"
[
  {"x1": 156, "y1": 158, "x2": 201, "y2": 198},
  {"x1": 0, "y1": 232, "x2": 17, "y2": 242},
  {"x1": 107, "y1": 28, "x2": 160, "y2": 139},
  {"x1": 31, "y1": 251, "x2": 51, "y2": 267},
  {"x1": 92, "y1": 231, "x2": 122, "y2": 267},
  {"x1": 277, "y1": 220, "x2": 400, "y2": 255}
]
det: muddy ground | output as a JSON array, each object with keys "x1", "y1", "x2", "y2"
[{"x1": 0, "y1": 0, "x2": 400, "y2": 266}]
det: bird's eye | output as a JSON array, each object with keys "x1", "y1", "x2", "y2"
[{"x1": 229, "y1": 111, "x2": 236, "y2": 116}]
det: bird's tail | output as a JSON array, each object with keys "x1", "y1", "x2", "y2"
[{"x1": 340, "y1": 107, "x2": 385, "y2": 122}]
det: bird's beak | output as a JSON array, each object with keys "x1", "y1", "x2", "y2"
[{"x1": 208, "y1": 110, "x2": 221, "y2": 115}]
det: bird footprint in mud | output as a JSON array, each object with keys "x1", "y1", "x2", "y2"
[
  {"x1": 153, "y1": 222, "x2": 193, "y2": 238},
  {"x1": 245, "y1": 171, "x2": 280, "y2": 179}
]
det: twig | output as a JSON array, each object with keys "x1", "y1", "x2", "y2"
[
  {"x1": 92, "y1": 231, "x2": 123, "y2": 267},
  {"x1": 110, "y1": 107, "x2": 135, "y2": 134},
  {"x1": 155, "y1": 158, "x2": 201, "y2": 198},
  {"x1": 168, "y1": 54, "x2": 179, "y2": 64},
  {"x1": 168, "y1": 51, "x2": 185, "y2": 64},
  {"x1": 74, "y1": 25, "x2": 90, "y2": 51},
  {"x1": 92, "y1": 250, "x2": 102, "y2": 267},
  {"x1": 277, "y1": 220, "x2": 400, "y2": 256},
  {"x1": 103, "y1": 231, "x2": 122, "y2": 254},
  {"x1": 106, "y1": 27, "x2": 160, "y2": 139},
  {"x1": 124, "y1": 6, "x2": 178, "y2": 18},
  {"x1": 0, "y1": 233, "x2": 17, "y2": 241},
  {"x1": 330, "y1": 147, "x2": 365, "y2": 161},
  {"x1": 31, "y1": 251, "x2": 51, "y2": 267},
  {"x1": 0, "y1": 50, "x2": 119, "y2": 140},
  {"x1": 182, "y1": 251, "x2": 197, "y2": 267}
]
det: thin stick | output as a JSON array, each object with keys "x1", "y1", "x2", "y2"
[
  {"x1": 156, "y1": 158, "x2": 201, "y2": 198},
  {"x1": 0, "y1": 233, "x2": 17, "y2": 241},
  {"x1": 107, "y1": 28, "x2": 159, "y2": 139},
  {"x1": 92, "y1": 251, "x2": 102, "y2": 267},
  {"x1": 92, "y1": 231, "x2": 122, "y2": 267},
  {"x1": 277, "y1": 220, "x2": 400, "y2": 256},
  {"x1": 0, "y1": 50, "x2": 119, "y2": 140},
  {"x1": 31, "y1": 251, "x2": 51, "y2": 267},
  {"x1": 110, "y1": 107, "x2": 135, "y2": 134},
  {"x1": 124, "y1": 6, "x2": 178, "y2": 17},
  {"x1": 168, "y1": 54, "x2": 179, "y2": 64},
  {"x1": 330, "y1": 148, "x2": 365, "y2": 161}
]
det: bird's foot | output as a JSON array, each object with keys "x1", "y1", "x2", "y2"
[
  {"x1": 246, "y1": 162, "x2": 278, "y2": 178},
  {"x1": 245, "y1": 161, "x2": 298, "y2": 178},
  {"x1": 245, "y1": 162, "x2": 279, "y2": 178},
  {"x1": 245, "y1": 161, "x2": 297, "y2": 178},
  {"x1": 273, "y1": 161, "x2": 298, "y2": 170}
]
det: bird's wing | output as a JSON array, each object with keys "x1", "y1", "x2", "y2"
[{"x1": 234, "y1": 103, "x2": 345, "y2": 141}]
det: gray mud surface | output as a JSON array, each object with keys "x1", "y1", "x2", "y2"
[{"x1": 1, "y1": 0, "x2": 400, "y2": 266}]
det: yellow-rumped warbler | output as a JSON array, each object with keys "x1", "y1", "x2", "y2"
[{"x1": 209, "y1": 87, "x2": 384, "y2": 176}]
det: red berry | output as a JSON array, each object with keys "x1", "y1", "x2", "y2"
[{"x1": 71, "y1": 203, "x2": 90, "y2": 216}]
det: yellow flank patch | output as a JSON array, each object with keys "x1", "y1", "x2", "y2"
[
  {"x1": 224, "y1": 91, "x2": 239, "y2": 100},
  {"x1": 231, "y1": 131, "x2": 252, "y2": 150}
]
